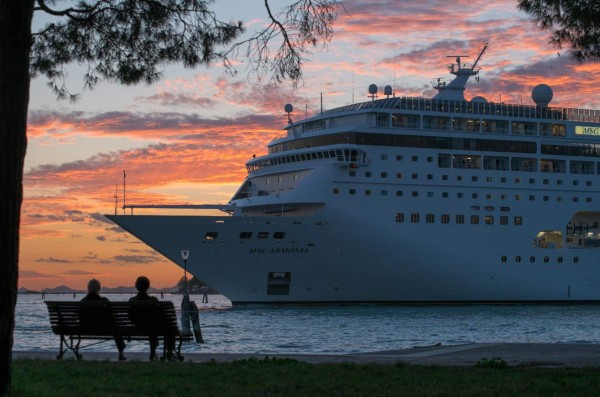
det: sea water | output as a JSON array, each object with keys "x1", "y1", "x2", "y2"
[{"x1": 14, "y1": 294, "x2": 600, "y2": 355}]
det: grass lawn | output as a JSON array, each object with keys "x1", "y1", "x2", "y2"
[{"x1": 8, "y1": 357, "x2": 600, "y2": 397}]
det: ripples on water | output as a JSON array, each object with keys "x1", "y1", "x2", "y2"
[{"x1": 14, "y1": 294, "x2": 600, "y2": 355}]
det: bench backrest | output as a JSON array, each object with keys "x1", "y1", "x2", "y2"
[{"x1": 45, "y1": 300, "x2": 182, "y2": 337}]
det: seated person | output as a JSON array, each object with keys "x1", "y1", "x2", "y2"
[
  {"x1": 129, "y1": 276, "x2": 175, "y2": 360},
  {"x1": 80, "y1": 278, "x2": 126, "y2": 360}
]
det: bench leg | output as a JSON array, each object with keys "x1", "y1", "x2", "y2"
[{"x1": 57, "y1": 335, "x2": 82, "y2": 360}]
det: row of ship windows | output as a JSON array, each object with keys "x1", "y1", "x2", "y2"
[
  {"x1": 394, "y1": 213, "x2": 523, "y2": 225},
  {"x1": 376, "y1": 113, "x2": 567, "y2": 137},
  {"x1": 203, "y1": 231, "x2": 287, "y2": 241},
  {"x1": 376, "y1": 153, "x2": 600, "y2": 174},
  {"x1": 349, "y1": 170, "x2": 597, "y2": 186},
  {"x1": 333, "y1": 188, "x2": 595, "y2": 203},
  {"x1": 501, "y1": 256, "x2": 579, "y2": 264}
]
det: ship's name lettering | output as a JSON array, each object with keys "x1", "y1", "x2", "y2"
[
  {"x1": 576, "y1": 126, "x2": 600, "y2": 136},
  {"x1": 249, "y1": 247, "x2": 309, "y2": 254}
]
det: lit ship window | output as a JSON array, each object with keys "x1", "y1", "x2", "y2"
[
  {"x1": 257, "y1": 232, "x2": 269, "y2": 239},
  {"x1": 204, "y1": 232, "x2": 219, "y2": 240}
]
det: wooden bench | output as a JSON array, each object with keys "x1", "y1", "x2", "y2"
[{"x1": 45, "y1": 300, "x2": 193, "y2": 360}]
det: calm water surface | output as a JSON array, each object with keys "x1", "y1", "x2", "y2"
[{"x1": 14, "y1": 294, "x2": 600, "y2": 355}]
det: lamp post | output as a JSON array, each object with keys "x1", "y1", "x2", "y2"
[
  {"x1": 180, "y1": 250, "x2": 189, "y2": 295},
  {"x1": 180, "y1": 250, "x2": 191, "y2": 335}
]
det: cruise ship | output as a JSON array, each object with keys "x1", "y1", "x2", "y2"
[{"x1": 107, "y1": 45, "x2": 600, "y2": 303}]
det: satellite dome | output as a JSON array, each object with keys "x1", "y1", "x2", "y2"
[
  {"x1": 470, "y1": 96, "x2": 488, "y2": 103},
  {"x1": 284, "y1": 103, "x2": 293, "y2": 113},
  {"x1": 532, "y1": 84, "x2": 553, "y2": 107},
  {"x1": 368, "y1": 84, "x2": 378, "y2": 95},
  {"x1": 384, "y1": 85, "x2": 393, "y2": 96}
]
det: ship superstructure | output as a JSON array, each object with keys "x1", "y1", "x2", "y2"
[{"x1": 107, "y1": 45, "x2": 600, "y2": 303}]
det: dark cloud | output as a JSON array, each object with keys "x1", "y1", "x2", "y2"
[
  {"x1": 96, "y1": 235, "x2": 107, "y2": 242},
  {"x1": 19, "y1": 270, "x2": 63, "y2": 279},
  {"x1": 35, "y1": 256, "x2": 72, "y2": 263},
  {"x1": 113, "y1": 255, "x2": 160, "y2": 264},
  {"x1": 62, "y1": 270, "x2": 99, "y2": 276}
]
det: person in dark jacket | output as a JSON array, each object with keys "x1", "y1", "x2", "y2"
[
  {"x1": 80, "y1": 278, "x2": 126, "y2": 360},
  {"x1": 129, "y1": 276, "x2": 175, "y2": 360}
]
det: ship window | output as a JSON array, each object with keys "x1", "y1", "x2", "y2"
[
  {"x1": 512, "y1": 157, "x2": 538, "y2": 172},
  {"x1": 571, "y1": 161, "x2": 595, "y2": 174},
  {"x1": 381, "y1": 190, "x2": 388, "y2": 196},
  {"x1": 557, "y1": 180, "x2": 563, "y2": 185},
  {"x1": 530, "y1": 178, "x2": 535, "y2": 184},
  {"x1": 273, "y1": 232, "x2": 286, "y2": 239},
  {"x1": 317, "y1": 152, "x2": 324, "y2": 159},
  {"x1": 442, "y1": 175, "x2": 449, "y2": 180},
  {"x1": 333, "y1": 188, "x2": 339, "y2": 194},
  {"x1": 471, "y1": 215, "x2": 479, "y2": 224},
  {"x1": 482, "y1": 119, "x2": 509, "y2": 134},
  {"x1": 486, "y1": 177, "x2": 493, "y2": 182},
  {"x1": 540, "y1": 123, "x2": 566, "y2": 137},
  {"x1": 427, "y1": 157, "x2": 433, "y2": 162},
  {"x1": 515, "y1": 178, "x2": 521, "y2": 183},
  {"x1": 573, "y1": 197, "x2": 579, "y2": 203},
  {"x1": 396, "y1": 172, "x2": 403, "y2": 179},
  {"x1": 365, "y1": 189, "x2": 372, "y2": 195},
  {"x1": 412, "y1": 173, "x2": 418, "y2": 179},
  {"x1": 530, "y1": 256, "x2": 535, "y2": 263},
  {"x1": 543, "y1": 196, "x2": 549, "y2": 201},
  {"x1": 516, "y1": 256, "x2": 521, "y2": 263},
  {"x1": 486, "y1": 194, "x2": 493, "y2": 200},
  {"x1": 472, "y1": 193, "x2": 478, "y2": 199},
  {"x1": 485, "y1": 216, "x2": 494, "y2": 225},
  {"x1": 453, "y1": 155, "x2": 481, "y2": 169},
  {"x1": 204, "y1": 232, "x2": 219, "y2": 240},
  {"x1": 410, "y1": 213, "x2": 420, "y2": 223},
  {"x1": 396, "y1": 155, "x2": 403, "y2": 161},
  {"x1": 500, "y1": 216, "x2": 508, "y2": 225},
  {"x1": 587, "y1": 181, "x2": 592, "y2": 186},
  {"x1": 543, "y1": 179, "x2": 549, "y2": 184},
  {"x1": 441, "y1": 214, "x2": 450, "y2": 224},
  {"x1": 426, "y1": 214, "x2": 435, "y2": 223},
  {"x1": 427, "y1": 174, "x2": 433, "y2": 180},
  {"x1": 456, "y1": 215, "x2": 465, "y2": 224},
  {"x1": 483, "y1": 156, "x2": 509, "y2": 170},
  {"x1": 453, "y1": 117, "x2": 481, "y2": 132},
  {"x1": 529, "y1": 195, "x2": 536, "y2": 201},
  {"x1": 501, "y1": 177, "x2": 507, "y2": 183},
  {"x1": 396, "y1": 190, "x2": 403, "y2": 196},
  {"x1": 423, "y1": 116, "x2": 450, "y2": 131},
  {"x1": 457, "y1": 193, "x2": 464, "y2": 198},
  {"x1": 557, "y1": 196, "x2": 563, "y2": 202},
  {"x1": 515, "y1": 195, "x2": 521, "y2": 200},
  {"x1": 442, "y1": 192, "x2": 449, "y2": 198},
  {"x1": 349, "y1": 189, "x2": 356, "y2": 195},
  {"x1": 427, "y1": 192, "x2": 434, "y2": 197},
  {"x1": 587, "y1": 197, "x2": 592, "y2": 202},
  {"x1": 500, "y1": 206, "x2": 510, "y2": 211},
  {"x1": 412, "y1": 191, "x2": 418, "y2": 197},
  {"x1": 540, "y1": 159, "x2": 566, "y2": 173},
  {"x1": 349, "y1": 171, "x2": 356, "y2": 177},
  {"x1": 573, "y1": 180, "x2": 579, "y2": 186},
  {"x1": 544, "y1": 256, "x2": 549, "y2": 263},
  {"x1": 239, "y1": 232, "x2": 252, "y2": 239},
  {"x1": 412, "y1": 156, "x2": 418, "y2": 162},
  {"x1": 381, "y1": 154, "x2": 388, "y2": 160},
  {"x1": 381, "y1": 172, "x2": 388, "y2": 178},
  {"x1": 472, "y1": 176, "x2": 478, "y2": 182},
  {"x1": 365, "y1": 172, "x2": 372, "y2": 177},
  {"x1": 438, "y1": 154, "x2": 451, "y2": 168},
  {"x1": 512, "y1": 121, "x2": 537, "y2": 135},
  {"x1": 257, "y1": 232, "x2": 269, "y2": 239},
  {"x1": 514, "y1": 216, "x2": 523, "y2": 225},
  {"x1": 457, "y1": 176, "x2": 463, "y2": 181},
  {"x1": 392, "y1": 114, "x2": 419, "y2": 128},
  {"x1": 395, "y1": 213, "x2": 404, "y2": 223},
  {"x1": 501, "y1": 256, "x2": 507, "y2": 263}
]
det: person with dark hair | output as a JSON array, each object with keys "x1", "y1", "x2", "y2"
[
  {"x1": 129, "y1": 276, "x2": 175, "y2": 360},
  {"x1": 81, "y1": 278, "x2": 126, "y2": 360}
]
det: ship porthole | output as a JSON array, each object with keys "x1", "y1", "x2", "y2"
[
  {"x1": 515, "y1": 256, "x2": 521, "y2": 263},
  {"x1": 501, "y1": 256, "x2": 507, "y2": 263},
  {"x1": 558, "y1": 256, "x2": 563, "y2": 263},
  {"x1": 530, "y1": 256, "x2": 535, "y2": 263},
  {"x1": 574, "y1": 257, "x2": 579, "y2": 263},
  {"x1": 544, "y1": 256, "x2": 549, "y2": 263}
]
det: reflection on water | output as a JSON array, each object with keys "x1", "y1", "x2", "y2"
[{"x1": 14, "y1": 293, "x2": 600, "y2": 354}]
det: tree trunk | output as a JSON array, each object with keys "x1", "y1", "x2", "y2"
[{"x1": 0, "y1": 1, "x2": 34, "y2": 395}]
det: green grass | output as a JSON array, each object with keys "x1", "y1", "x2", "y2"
[{"x1": 8, "y1": 357, "x2": 600, "y2": 397}]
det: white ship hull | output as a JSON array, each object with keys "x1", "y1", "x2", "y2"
[{"x1": 106, "y1": 46, "x2": 600, "y2": 303}]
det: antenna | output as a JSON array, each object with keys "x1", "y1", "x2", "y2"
[
  {"x1": 122, "y1": 170, "x2": 126, "y2": 215},
  {"x1": 284, "y1": 103, "x2": 294, "y2": 125},
  {"x1": 114, "y1": 184, "x2": 118, "y2": 215}
]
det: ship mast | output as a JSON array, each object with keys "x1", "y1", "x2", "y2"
[{"x1": 432, "y1": 43, "x2": 488, "y2": 101}]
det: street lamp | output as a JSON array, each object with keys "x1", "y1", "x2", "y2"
[
  {"x1": 180, "y1": 250, "x2": 190, "y2": 295},
  {"x1": 180, "y1": 250, "x2": 191, "y2": 335}
]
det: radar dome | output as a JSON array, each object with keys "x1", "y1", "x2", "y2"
[
  {"x1": 532, "y1": 84, "x2": 553, "y2": 107},
  {"x1": 368, "y1": 84, "x2": 378, "y2": 95},
  {"x1": 384, "y1": 85, "x2": 393, "y2": 96},
  {"x1": 470, "y1": 96, "x2": 488, "y2": 103},
  {"x1": 284, "y1": 103, "x2": 293, "y2": 113}
]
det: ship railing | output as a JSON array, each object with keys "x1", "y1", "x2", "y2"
[
  {"x1": 120, "y1": 204, "x2": 234, "y2": 215},
  {"x1": 317, "y1": 97, "x2": 600, "y2": 123}
]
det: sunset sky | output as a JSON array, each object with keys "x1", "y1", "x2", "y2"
[{"x1": 20, "y1": 0, "x2": 600, "y2": 291}]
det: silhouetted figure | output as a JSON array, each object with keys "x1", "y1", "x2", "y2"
[
  {"x1": 129, "y1": 276, "x2": 175, "y2": 360},
  {"x1": 81, "y1": 278, "x2": 126, "y2": 360}
]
